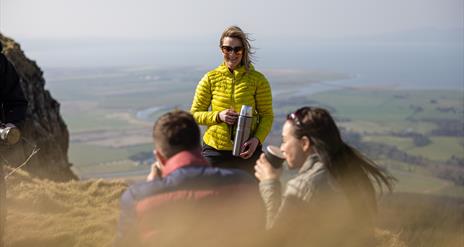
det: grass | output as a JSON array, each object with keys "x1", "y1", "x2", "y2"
[
  {"x1": 339, "y1": 120, "x2": 437, "y2": 134},
  {"x1": 99, "y1": 90, "x2": 194, "y2": 109},
  {"x1": 363, "y1": 135, "x2": 464, "y2": 162},
  {"x1": 389, "y1": 169, "x2": 458, "y2": 197},
  {"x1": 364, "y1": 136, "x2": 414, "y2": 150},
  {"x1": 407, "y1": 137, "x2": 464, "y2": 161},
  {"x1": 73, "y1": 160, "x2": 148, "y2": 176},
  {"x1": 311, "y1": 90, "x2": 414, "y2": 122},
  {"x1": 378, "y1": 192, "x2": 464, "y2": 247},
  {"x1": 63, "y1": 111, "x2": 134, "y2": 133},
  {"x1": 311, "y1": 89, "x2": 463, "y2": 123},
  {"x1": 309, "y1": 88, "x2": 463, "y2": 166},
  {"x1": 69, "y1": 143, "x2": 153, "y2": 167},
  {"x1": 365, "y1": 135, "x2": 464, "y2": 162}
]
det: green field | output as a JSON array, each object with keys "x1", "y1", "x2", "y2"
[
  {"x1": 366, "y1": 135, "x2": 464, "y2": 161},
  {"x1": 408, "y1": 137, "x2": 464, "y2": 161},
  {"x1": 389, "y1": 169, "x2": 462, "y2": 197},
  {"x1": 307, "y1": 89, "x2": 463, "y2": 162},
  {"x1": 69, "y1": 143, "x2": 153, "y2": 166},
  {"x1": 310, "y1": 89, "x2": 463, "y2": 123},
  {"x1": 63, "y1": 111, "x2": 134, "y2": 132},
  {"x1": 339, "y1": 120, "x2": 437, "y2": 134}
]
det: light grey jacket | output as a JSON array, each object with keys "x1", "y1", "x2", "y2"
[{"x1": 259, "y1": 154, "x2": 350, "y2": 229}]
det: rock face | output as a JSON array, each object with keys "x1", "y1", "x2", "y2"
[{"x1": 1, "y1": 34, "x2": 77, "y2": 181}]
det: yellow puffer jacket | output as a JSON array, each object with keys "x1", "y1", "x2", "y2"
[{"x1": 191, "y1": 63, "x2": 274, "y2": 151}]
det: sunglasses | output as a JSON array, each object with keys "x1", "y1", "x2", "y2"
[
  {"x1": 287, "y1": 107, "x2": 318, "y2": 142},
  {"x1": 221, "y1": 45, "x2": 244, "y2": 54},
  {"x1": 287, "y1": 107, "x2": 313, "y2": 129},
  {"x1": 287, "y1": 112, "x2": 303, "y2": 128}
]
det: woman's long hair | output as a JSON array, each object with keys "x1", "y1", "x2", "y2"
[
  {"x1": 288, "y1": 106, "x2": 395, "y2": 222},
  {"x1": 219, "y1": 26, "x2": 254, "y2": 72}
]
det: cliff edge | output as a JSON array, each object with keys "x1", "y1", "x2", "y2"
[{"x1": 1, "y1": 34, "x2": 77, "y2": 181}]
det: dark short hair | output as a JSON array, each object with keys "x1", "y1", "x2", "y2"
[{"x1": 152, "y1": 110, "x2": 200, "y2": 158}]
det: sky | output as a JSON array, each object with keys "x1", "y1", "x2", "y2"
[
  {"x1": 1, "y1": 0, "x2": 463, "y2": 40},
  {"x1": 0, "y1": 0, "x2": 462, "y2": 89}
]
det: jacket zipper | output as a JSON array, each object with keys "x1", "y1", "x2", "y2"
[
  {"x1": 231, "y1": 75, "x2": 235, "y2": 111},
  {"x1": 230, "y1": 73, "x2": 236, "y2": 141}
]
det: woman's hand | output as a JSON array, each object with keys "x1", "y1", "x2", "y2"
[
  {"x1": 240, "y1": 137, "x2": 260, "y2": 159},
  {"x1": 218, "y1": 109, "x2": 238, "y2": 125},
  {"x1": 254, "y1": 153, "x2": 282, "y2": 181}
]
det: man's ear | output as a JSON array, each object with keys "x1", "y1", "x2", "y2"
[
  {"x1": 154, "y1": 149, "x2": 167, "y2": 166},
  {"x1": 300, "y1": 136, "x2": 311, "y2": 153}
]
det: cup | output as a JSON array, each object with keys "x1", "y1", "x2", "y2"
[{"x1": 264, "y1": 145, "x2": 285, "y2": 169}]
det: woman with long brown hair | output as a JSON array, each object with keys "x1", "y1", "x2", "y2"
[{"x1": 255, "y1": 106, "x2": 395, "y2": 246}]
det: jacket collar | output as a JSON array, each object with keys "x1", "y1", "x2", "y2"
[
  {"x1": 216, "y1": 62, "x2": 254, "y2": 78},
  {"x1": 162, "y1": 148, "x2": 210, "y2": 177},
  {"x1": 298, "y1": 154, "x2": 322, "y2": 174}
]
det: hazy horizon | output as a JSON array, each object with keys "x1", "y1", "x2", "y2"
[{"x1": 1, "y1": 0, "x2": 463, "y2": 90}]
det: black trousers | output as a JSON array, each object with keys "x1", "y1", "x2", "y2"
[{"x1": 202, "y1": 144, "x2": 262, "y2": 176}]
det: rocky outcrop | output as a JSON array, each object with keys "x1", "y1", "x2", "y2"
[{"x1": 1, "y1": 34, "x2": 77, "y2": 181}]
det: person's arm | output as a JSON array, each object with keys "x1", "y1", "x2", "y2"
[
  {"x1": 115, "y1": 188, "x2": 140, "y2": 247},
  {"x1": 256, "y1": 153, "x2": 285, "y2": 229},
  {"x1": 190, "y1": 74, "x2": 220, "y2": 126},
  {"x1": 268, "y1": 179, "x2": 311, "y2": 229},
  {"x1": 260, "y1": 179, "x2": 309, "y2": 247},
  {"x1": 257, "y1": 156, "x2": 314, "y2": 229},
  {"x1": 259, "y1": 179, "x2": 282, "y2": 229},
  {"x1": 253, "y1": 75, "x2": 273, "y2": 143}
]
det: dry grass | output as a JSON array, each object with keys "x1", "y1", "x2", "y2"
[
  {"x1": 5, "y1": 168, "x2": 127, "y2": 247},
  {"x1": 4, "y1": 168, "x2": 407, "y2": 247},
  {"x1": 378, "y1": 193, "x2": 464, "y2": 247}
]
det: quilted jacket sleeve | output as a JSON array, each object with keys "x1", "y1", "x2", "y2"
[
  {"x1": 254, "y1": 75, "x2": 274, "y2": 143},
  {"x1": 114, "y1": 188, "x2": 141, "y2": 247},
  {"x1": 190, "y1": 73, "x2": 220, "y2": 126},
  {"x1": 259, "y1": 179, "x2": 282, "y2": 229}
]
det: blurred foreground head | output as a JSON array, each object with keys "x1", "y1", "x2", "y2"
[
  {"x1": 152, "y1": 110, "x2": 200, "y2": 159},
  {"x1": 285, "y1": 106, "x2": 394, "y2": 190},
  {"x1": 258, "y1": 106, "x2": 396, "y2": 246},
  {"x1": 116, "y1": 110, "x2": 265, "y2": 247},
  {"x1": 285, "y1": 106, "x2": 395, "y2": 217}
]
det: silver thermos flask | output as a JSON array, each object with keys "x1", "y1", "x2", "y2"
[{"x1": 232, "y1": 105, "x2": 253, "y2": 156}]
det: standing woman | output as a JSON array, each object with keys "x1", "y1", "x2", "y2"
[
  {"x1": 255, "y1": 107, "x2": 395, "y2": 247},
  {"x1": 191, "y1": 26, "x2": 273, "y2": 175}
]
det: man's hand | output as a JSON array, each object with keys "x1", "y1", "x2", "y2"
[
  {"x1": 146, "y1": 161, "x2": 162, "y2": 181},
  {"x1": 239, "y1": 137, "x2": 260, "y2": 159},
  {"x1": 218, "y1": 109, "x2": 238, "y2": 125}
]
